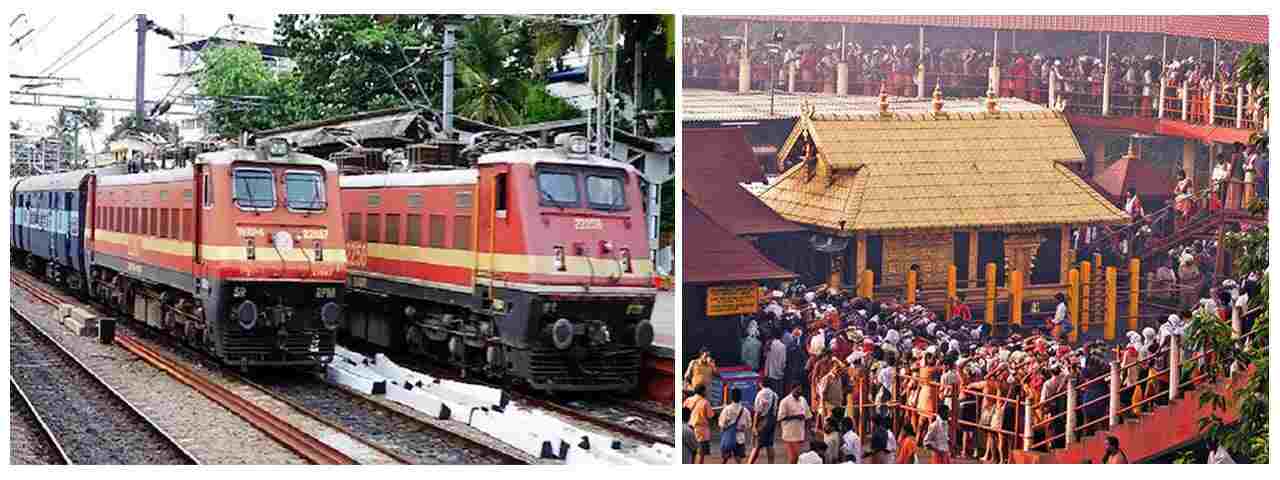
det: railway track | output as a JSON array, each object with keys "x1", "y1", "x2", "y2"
[
  {"x1": 10, "y1": 379, "x2": 70, "y2": 465},
  {"x1": 9, "y1": 307, "x2": 199, "y2": 465},
  {"x1": 13, "y1": 270, "x2": 518, "y2": 465}
]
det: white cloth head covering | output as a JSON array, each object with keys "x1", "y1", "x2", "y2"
[
  {"x1": 1126, "y1": 330, "x2": 1142, "y2": 350},
  {"x1": 804, "y1": 291, "x2": 817, "y2": 303},
  {"x1": 885, "y1": 329, "x2": 901, "y2": 345},
  {"x1": 949, "y1": 339, "x2": 961, "y2": 353},
  {"x1": 1142, "y1": 327, "x2": 1157, "y2": 350}
]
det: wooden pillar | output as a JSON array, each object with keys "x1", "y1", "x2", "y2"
[
  {"x1": 1105, "y1": 266, "x2": 1118, "y2": 342},
  {"x1": 985, "y1": 262, "x2": 997, "y2": 327},
  {"x1": 968, "y1": 230, "x2": 979, "y2": 288},
  {"x1": 1093, "y1": 252, "x2": 1103, "y2": 272},
  {"x1": 855, "y1": 233, "x2": 867, "y2": 283},
  {"x1": 1236, "y1": 85, "x2": 1245, "y2": 128},
  {"x1": 1207, "y1": 84, "x2": 1216, "y2": 126},
  {"x1": 861, "y1": 270, "x2": 875, "y2": 299},
  {"x1": 1010, "y1": 269, "x2": 1023, "y2": 326},
  {"x1": 946, "y1": 264, "x2": 958, "y2": 313},
  {"x1": 906, "y1": 269, "x2": 918, "y2": 304},
  {"x1": 1048, "y1": 68, "x2": 1057, "y2": 107},
  {"x1": 917, "y1": 26, "x2": 926, "y2": 98},
  {"x1": 1158, "y1": 80, "x2": 1167, "y2": 119},
  {"x1": 1181, "y1": 81, "x2": 1190, "y2": 121},
  {"x1": 1080, "y1": 261, "x2": 1092, "y2": 333},
  {"x1": 829, "y1": 255, "x2": 842, "y2": 289},
  {"x1": 1091, "y1": 137, "x2": 1105, "y2": 177},
  {"x1": 1068, "y1": 268, "x2": 1080, "y2": 337},
  {"x1": 787, "y1": 63, "x2": 796, "y2": 93},
  {"x1": 1128, "y1": 258, "x2": 1140, "y2": 332}
]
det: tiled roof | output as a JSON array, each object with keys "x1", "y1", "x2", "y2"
[
  {"x1": 682, "y1": 89, "x2": 1049, "y2": 122},
  {"x1": 683, "y1": 194, "x2": 798, "y2": 285},
  {"x1": 705, "y1": 15, "x2": 1268, "y2": 45},
  {"x1": 683, "y1": 128, "x2": 802, "y2": 235},
  {"x1": 1092, "y1": 152, "x2": 1175, "y2": 202},
  {"x1": 756, "y1": 107, "x2": 1129, "y2": 233}
]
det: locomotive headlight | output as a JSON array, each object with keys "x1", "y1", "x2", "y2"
[
  {"x1": 620, "y1": 248, "x2": 633, "y2": 273},
  {"x1": 553, "y1": 246, "x2": 566, "y2": 271},
  {"x1": 591, "y1": 324, "x2": 611, "y2": 345},
  {"x1": 273, "y1": 230, "x2": 295, "y2": 250},
  {"x1": 320, "y1": 301, "x2": 341, "y2": 331},
  {"x1": 245, "y1": 238, "x2": 256, "y2": 260},
  {"x1": 599, "y1": 240, "x2": 613, "y2": 254},
  {"x1": 235, "y1": 300, "x2": 259, "y2": 331},
  {"x1": 550, "y1": 318, "x2": 574, "y2": 350},
  {"x1": 314, "y1": 240, "x2": 323, "y2": 262}
]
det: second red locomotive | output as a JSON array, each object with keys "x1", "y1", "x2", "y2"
[{"x1": 340, "y1": 135, "x2": 657, "y2": 392}]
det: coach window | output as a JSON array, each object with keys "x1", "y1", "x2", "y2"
[
  {"x1": 284, "y1": 170, "x2": 326, "y2": 211},
  {"x1": 385, "y1": 214, "x2": 401, "y2": 245},
  {"x1": 150, "y1": 208, "x2": 159, "y2": 237},
  {"x1": 159, "y1": 208, "x2": 170, "y2": 238},
  {"x1": 348, "y1": 213, "x2": 362, "y2": 241},
  {"x1": 453, "y1": 215, "x2": 471, "y2": 249},
  {"x1": 141, "y1": 207, "x2": 150, "y2": 236},
  {"x1": 585, "y1": 173, "x2": 627, "y2": 211},
  {"x1": 232, "y1": 168, "x2": 276, "y2": 211},
  {"x1": 429, "y1": 215, "x2": 446, "y2": 248},
  {"x1": 535, "y1": 169, "x2": 578, "y2": 208},
  {"x1": 406, "y1": 214, "x2": 422, "y2": 246},
  {"x1": 170, "y1": 209, "x2": 179, "y2": 239},
  {"x1": 366, "y1": 214, "x2": 381, "y2": 243}
]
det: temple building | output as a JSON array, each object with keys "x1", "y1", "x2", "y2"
[{"x1": 753, "y1": 88, "x2": 1129, "y2": 297}]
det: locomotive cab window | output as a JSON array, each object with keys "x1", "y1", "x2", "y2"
[
  {"x1": 535, "y1": 169, "x2": 579, "y2": 208},
  {"x1": 284, "y1": 170, "x2": 326, "y2": 211},
  {"x1": 231, "y1": 168, "x2": 276, "y2": 211},
  {"x1": 586, "y1": 173, "x2": 627, "y2": 211},
  {"x1": 494, "y1": 173, "x2": 509, "y2": 216}
]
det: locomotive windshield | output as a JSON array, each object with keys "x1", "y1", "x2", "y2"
[
  {"x1": 536, "y1": 171, "x2": 579, "y2": 206},
  {"x1": 232, "y1": 168, "x2": 276, "y2": 210},
  {"x1": 585, "y1": 175, "x2": 626, "y2": 210},
  {"x1": 284, "y1": 171, "x2": 326, "y2": 211}
]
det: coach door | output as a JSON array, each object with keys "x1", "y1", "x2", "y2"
[{"x1": 192, "y1": 164, "x2": 208, "y2": 290}]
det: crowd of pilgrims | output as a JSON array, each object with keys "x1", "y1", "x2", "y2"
[
  {"x1": 683, "y1": 35, "x2": 1263, "y2": 122},
  {"x1": 682, "y1": 267, "x2": 1262, "y2": 464}
]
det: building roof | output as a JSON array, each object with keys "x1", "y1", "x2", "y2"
[
  {"x1": 682, "y1": 128, "x2": 802, "y2": 236},
  {"x1": 1092, "y1": 151, "x2": 1174, "y2": 203},
  {"x1": 705, "y1": 15, "x2": 1268, "y2": 45},
  {"x1": 756, "y1": 104, "x2": 1129, "y2": 233},
  {"x1": 683, "y1": 89, "x2": 1048, "y2": 122},
  {"x1": 683, "y1": 194, "x2": 798, "y2": 285}
]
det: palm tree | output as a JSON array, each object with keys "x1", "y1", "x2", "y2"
[{"x1": 455, "y1": 17, "x2": 527, "y2": 126}]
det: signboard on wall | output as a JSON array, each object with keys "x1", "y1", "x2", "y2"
[
  {"x1": 706, "y1": 284, "x2": 759, "y2": 316},
  {"x1": 882, "y1": 232, "x2": 953, "y2": 286}
]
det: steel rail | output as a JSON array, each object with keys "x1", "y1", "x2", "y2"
[
  {"x1": 9, "y1": 306, "x2": 201, "y2": 464},
  {"x1": 10, "y1": 378, "x2": 72, "y2": 465},
  {"x1": 12, "y1": 273, "x2": 353, "y2": 465}
]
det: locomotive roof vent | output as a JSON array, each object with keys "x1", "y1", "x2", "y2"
[
  {"x1": 255, "y1": 138, "x2": 292, "y2": 161},
  {"x1": 553, "y1": 133, "x2": 589, "y2": 159}
]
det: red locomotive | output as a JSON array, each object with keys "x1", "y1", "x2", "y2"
[
  {"x1": 341, "y1": 135, "x2": 657, "y2": 392},
  {"x1": 86, "y1": 140, "x2": 347, "y2": 366}
]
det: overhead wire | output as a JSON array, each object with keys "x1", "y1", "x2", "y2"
[
  {"x1": 43, "y1": 15, "x2": 136, "y2": 79},
  {"x1": 36, "y1": 14, "x2": 115, "y2": 75}
]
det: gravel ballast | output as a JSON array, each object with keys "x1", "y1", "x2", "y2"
[
  {"x1": 10, "y1": 380, "x2": 66, "y2": 465},
  {"x1": 10, "y1": 310, "x2": 196, "y2": 465}
]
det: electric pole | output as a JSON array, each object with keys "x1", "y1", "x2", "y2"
[
  {"x1": 442, "y1": 22, "x2": 457, "y2": 137},
  {"x1": 135, "y1": 14, "x2": 146, "y2": 120}
]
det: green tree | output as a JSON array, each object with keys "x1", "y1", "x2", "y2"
[
  {"x1": 1236, "y1": 46, "x2": 1268, "y2": 147},
  {"x1": 455, "y1": 17, "x2": 528, "y2": 126},
  {"x1": 275, "y1": 15, "x2": 442, "y2": 118},
  {"x1": 195, "y1": 44, "x2": 307, "y2": 137},
  {"x1": 522, "y1": 81, "x2": 581, "y2": 124},
  {"x1": 105, "y1": 113, "x2": 178, "y2": 144},
  {"x1": 1182, "y1": 200, "x2": 1268, "y2": 463}
]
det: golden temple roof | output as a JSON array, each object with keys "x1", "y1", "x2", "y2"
[{"x1": 756, "y1": 107, "x2": 1129, "y2": 233}]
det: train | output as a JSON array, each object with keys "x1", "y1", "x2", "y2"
[
  {"x1": 11, "y1": 139, "x2": 348, "y2": 367},
  {"x1": 339, "y1": 134, "x2": 658, "y2": 392}
]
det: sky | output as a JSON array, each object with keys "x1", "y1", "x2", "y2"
[{"x1": 7, "y1": 11, "x2": 277, "y2": 149}]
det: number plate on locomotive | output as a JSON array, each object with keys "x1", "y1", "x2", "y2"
[
  {"x1": 315, "y1": 287, "x2": 336, "y2": 299},
  {"x1": 573, "y1": 218, "x2": 603, "y2": 230},
  {"x1": 627, "y1": 304, "x2": 646, "y2": 315}
]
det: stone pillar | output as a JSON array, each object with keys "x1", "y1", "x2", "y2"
[
  {"x1": 1091, "y1": 137, "x2": 1106, "y2": 177},
  {"x1": 836, "y1": 62, "x2": 849, "y2": 96},
  {"x1": 1108, "y1": 361, "x2": 1121, "y2": 427},
  {"x1": 1236, "y1": 86, "x2": 1245, "y2": 128},
  {"x1": 739, "y1": 58, "x2": 751, "y2": 93},
  {"x1": 1181, "y1": 82, "x2": 1190, "y2": 121},
  {"x1": 1158, "y1": 79, "x2": 1167, "y2": 119},
  {"x1": 1022, "y1": 397, "x2": 1034, "y2": 451},
  {"x1": 787, "y1": 63, "x2": 797, "y2": 93},
  {"x1": 1102, "y1": 34, "x2": 1111, "y2": 116},
  {"x1": 1168, "y1": 334, "x2": 1181, "y2": 401},
  {"x1": 1048, "y1": 70, "x2": 1057, "y2": 107},
  {"x1": 1182, "y1": 140, "x2": 1197, "y2": 181},
  {"x1": 1065, "y1": 377, "x2": 1077, "y2": 443}
]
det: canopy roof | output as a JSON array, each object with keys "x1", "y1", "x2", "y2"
[
  {"x1": 704, "y1": 15, "x2": 1268, "y2": 45},
  {"x1": 683, "y1": 128, "x2": 802, "y2": 235},
  {"x1": 684, "y1": 194, "x2": 798, "y2": 285},
  {"x1": 683, "y1": 88, "x2": 1047, "y2": 123},
  {"x1": 756, "y1": 103, "x2": 1129, "y2": 233},
  {"x1": 1092, "y1": 151, "x2": 1175, "y2": 202}
]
